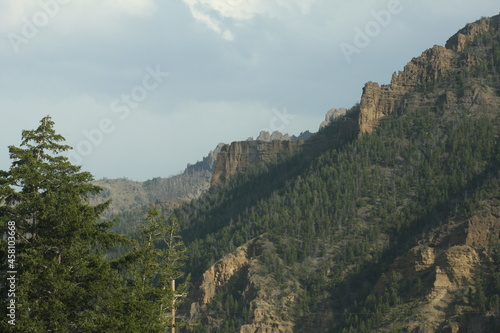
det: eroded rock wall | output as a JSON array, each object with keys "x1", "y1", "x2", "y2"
[
  {"x1": 210, "y1": 140, "x2": 304, "y2": 187},
  {"x1": 359, "y1": 15, "x2": 500, "y2": 134}
]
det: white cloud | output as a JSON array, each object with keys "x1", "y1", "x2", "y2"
[
  {"x1": 3, "y1": 0, "x2": 499, "y2": 181},
  {"x1": 186, "y1": 2, "x2": 235, "y2": 40},
  {"x1": 0, "y1": 1, "x2": 39, "y2": 33},
  {"x1": 182, "y1": 0, "x2": 319, "y2": 40}
]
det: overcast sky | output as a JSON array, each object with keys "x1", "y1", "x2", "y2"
[{"x1": 1, "y1": 0, "x2": 498, "y2": 181}]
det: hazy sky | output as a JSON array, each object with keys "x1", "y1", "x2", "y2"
[{"x1": 1, "y1": 0, "x2": 498, "y2": 180}]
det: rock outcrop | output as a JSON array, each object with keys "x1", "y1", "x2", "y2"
[
  {"x1": 319, "y1": 108, "x2": 347, "y2": 129},
  {"x1": 94, "y1": 127, "x2": 314, "y2": 214},
  {"x1": 251, "y1": 130, "x2": 313, "y2": 142},
  {"x1": 92, "y1": 144, "x2": 224, "y2": 217},
  {"x1": 255, "y1": 130, "x2": 292, "y2": 142},
  {"x1": 358, "y1": 15, "x2": 500, "y2": 134},
  {"x1": 210, "y1": 140, "x2": 304, "y2": 187},
  {"x1": 185, "y1": 143, "x2": 225, "y2": 174},
  {"x1": 378, "y1": 197, "x2": 500, "y2": 332},
  {"x1": 446, "y1": 14, "x2": 500, "y2": 52},
  {"x1": 189, "y1": 237, "x2": 299, "y2": 333},
  {"x1": 358, "y1": 44, "x2": 457, "y2": 134},
  {"x1": 179, "y1": 14, "x2": 500, "y2": 333}
]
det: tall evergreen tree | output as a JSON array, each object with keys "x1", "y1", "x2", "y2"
[
  {"x1": 117, "y1": 206, "x2": 188, "y2": 332},
  {"x1": 0, "y1": 116, "x2": 126, "y2": 332}
]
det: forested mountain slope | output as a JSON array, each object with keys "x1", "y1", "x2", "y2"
[
  {"x1": 170, "y1": 15, "x2": 500, "y2": 332},
  {"x1": 91, "y1": 131, "x2": 311, "y2": 233}
]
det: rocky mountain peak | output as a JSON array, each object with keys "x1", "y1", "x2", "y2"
[
  {"x1": 358, "y1": 14, "x2": 500, "y2": 134},
  {"x1": 319, "y1": 108, "x2": 347, "y2": 129},
  {"x1": 208, "y1": 128, "x2": 314, "y2": 187},
  {"x1": 210, "y1": 140, "x2": 304, "y2": 187},
  {"x1": 255, "y1": 130, "x2": 291, "y2": 142},
  {"x1": 445, "y1": 14, "x2": 500, "y2": 52},
  {"x1": 185, "y1": 143, "x2": 225, "y2": 174},
  {"x1": 389, "y1": 45, "x2": 456, "y2": 88}
]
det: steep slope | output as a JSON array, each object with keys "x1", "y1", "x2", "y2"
[
  {"x1": 95, "y1": 129, "x2": 318, "y2": 234},
  {"x1": 171, "y1": 14, "x2": 500, "y2": 332},
  {"x1": 91, "y1": 178, "x2": 149, "y2": 216},
  {"x1": 92, "y1": 128, "x2": 316, "y2": 218},
  {"x1": 210, "y1": 140, "x2": 305, "y2": 187},
  {"x1": 188, "y1": 236, "x2": 298, "y2": 332},
  {"x1": 359, "y1": 15, "x2": 500, "y2": 134},
  {"x1": 319, "y1": 108, "x2": 347, "y2": 129},
  {"x1": 90, "y1": 144, "x2": 222, "y2": 218},
  {"x1": 381, "y1": 195, "x2": 500, "y2": 332},
  {"x1": 180, "y1": 106, "x2": 499, "y2": 333}
]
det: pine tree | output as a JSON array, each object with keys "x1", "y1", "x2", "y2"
[
  {"x1": 0, "y1": 116, "x2": 126, "y2": 332},
  {"x1": 117, "y1": 206, "x2": 188, "y2": 332}
]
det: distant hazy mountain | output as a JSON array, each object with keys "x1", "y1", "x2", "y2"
[{"x1": 93, "y1": 129, "x2": 317, "y2": 216}]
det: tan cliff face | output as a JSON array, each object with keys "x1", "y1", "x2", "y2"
[
  {"x1": 358, "y1": 45, "x2": 455, "y2": 134},
  {"x1": 189, "y1": 237, "x2": 298, "y2": 333},
  {"x1": 359, "y1": 15, "x2": 500, "y2": 134},
  {"x1": 446, "y1": 15, "x2": 500, "y2": 52},
  {"x1": 377, "y1": 197, "x2": 500, "y2": 333},
  {"x1": 181, "y1": 15, "x2": 500, "y2": 332},
  {"x1": 210, "y1": 140, "x2": 304, "y2": 187}
]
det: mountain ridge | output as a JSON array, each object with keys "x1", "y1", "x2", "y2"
[
  {"x1": 175, "y1": 14, "x2": 500, "y2": 332},
  {"x1": 92, "y1": 14, "x2": 500, "y2": 332},
  {"x1": 358, "y1": 14, "x2": 500, "y2": 134},
  {"x1": 91, "y1": 120, "x2": 334, "y2": 217}
]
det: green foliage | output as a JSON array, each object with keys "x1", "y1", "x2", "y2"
[
  {"x1": 471, "y1": 237, "x2": 500, "y2": 331},
  {"x1": 172, "y1": 100, "x2": 499, "y2": 331},
  {"x1": 460, "y1": 29, "x2": 500, "y2": 81},
  {"x1": 0, "y1": 116, "x2": 127, "y2": 331},
  {"x1": 0, "y1": 117, "x2": 188, "y2": 332},
  {"x1": 114, "y1": 206, "x2": 188, "y2": 332}
]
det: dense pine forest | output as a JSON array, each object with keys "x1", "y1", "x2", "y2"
[
  {"x1": 174, "y1": 102, "x2": 499, "y2": 332},
  {"x1": 170, "y1": 17, "x2": 500, "y2": 331},
  {"x1": 0, "y1": 117, "x2": 187, "y2": 332}
]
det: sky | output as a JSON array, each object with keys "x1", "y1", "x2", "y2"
[{"x1": 0, "y1": 0, "x2": 499, "y2": 181}]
